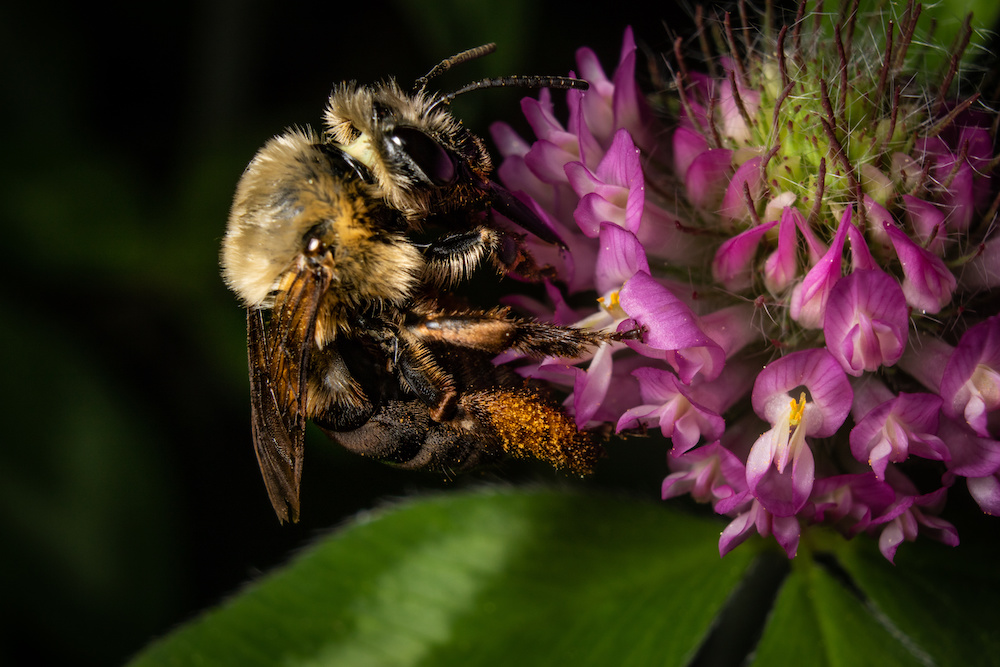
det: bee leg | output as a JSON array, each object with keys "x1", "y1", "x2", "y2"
[
  {"x1": 408, "y1": 311, "x2": 615, "y2": 358},
  {"x1": 391, "y1": 333, "x2": 460, "y2": 422},
  {"x1": 307, "y1": 342, "x2": 383, "y2": 432},
  {"x1": 352, "y1": 315, "x2": 460, "y2": 422},
  {"x1": 421, "y1": 226, "x2": 549, "y2": 284},
  {"x1": 421, "y1": 227, "x2": 501, "y2": 285},
  {"x1": 491, "y1": 231, "x2": 552, "y2": 282}
]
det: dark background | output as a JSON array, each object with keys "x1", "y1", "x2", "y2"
[{"x1": 0, "y1": 1, "x2": 692, "y2": 665}]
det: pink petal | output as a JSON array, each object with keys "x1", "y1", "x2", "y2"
[
  {"x1": 571, "y1": 344, "x2": 613, "y2": 428},
  {"x1": 596, "y1": 223, "x2": 649, "y2": 294},
  {"x1": 595, "y1": 128, "x2": 642, "y2": 186},
  {"x1": 719, "y1": 501, "x2": 800, "y2": 558},
  {"x1": 712, "y1": 220, "x2": 778, "y2": 292},
  {"x1": 789, "y1": 208, "x2": 850, "y2": 328},
  {"x1": 490, "y1": 121, "x2": 530, "y2": 158},
  {"x1": 940, "y1": 315, "x2": 1000, "y2": 437},
  {"x1": 770, "y1": 514, "x2": 802, "y2": 558},
  {"x1": 698, "y1": 305, "x2": 760, "y2": 361},
  {"x1": 720, "y1": 157, "x2": 764, "y2": 221},
  {"x1": 521, "y1": 94, "x2": 573, "y2": 148},
  {"x1": 849, "y1": 392, "x2": 948, "y2": 479},
  {"x1": 566, "y1": 86, "x2": 603, "y2": 170},
  {"x1": 611, "y1": 40, "x2": 655, "y2": 151},
  {"x1": 845, "y1": 216, "x2": 877, "y2": 271},
  {"x1": 719, "y1": 503, "x2": 759, "y2": 557},
  {"x1": 808, "y1": 473, "x2": 896, "y2": 535},
  {"x1": 495, "y1": 153, "x2": 555, "y2": 214},
  {"x1": 763, "y1": 208, "x2": 799, "y2": 294},
  {"x1": 792, "y1": 206, "x2": 828, "y2": 263},
  {"x1": 752, "y1": 348, "x2": 853, "y2": 438},
  {"x1": 823, "y1": 269, "x2": 909, "y2": 376},
  {"x1": 576, "y1": 48, "x2": 615, "y2": 149},
  {"x1": 673, "y1": 126, "x2": 709, "y2": 179},
  {"x1": 746, "y1": 424, "x2": 816, "y2": 516},
  {"x1": 618, "y1": 271, "x2": 726, "y2": 383},
  {"x1": 662, "y1": 441, "x2": 749, "y2": 511},
  {"x1": 968, "y1": 473, "x2": 1000, "y2": 515},
  {"x1": 525, "y1": 140, "x2": 579, "y2": 184},
  {"x1": 574, "y1": 191, "x2": 624, "y2": 237},
  {"x1": 938, "y1": 416, "x2": 1000, "y2": 478},
  {"x1": 959, "y1": 234, "x2": 1000, "y2": 290},
  {"x1": 877, "y1": 511, "x2": 912, "y2": 563},
  {"x1": 901, "y1": 194, "x2": 948, "y2": 255},
  {"x1": 685, "y1": 149, "x2": 733, "y2": 210},
  {"x1": 617, "y1": 366, "x2": 725, "y2": 454},
  {"x1": 884, "y1": 221, "x2": 957, "y2": 313}
]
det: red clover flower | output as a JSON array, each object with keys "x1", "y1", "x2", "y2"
[{"x1": 491, "y1": 1, "x2": 1000, "y2": 561}]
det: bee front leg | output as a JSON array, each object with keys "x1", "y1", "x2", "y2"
[
  {"x1": 421, "y1": 226, "x2": 547, "y2": 284},
  {"x1": 420, "y1": 227, "x2": 500, "y2": 285}
]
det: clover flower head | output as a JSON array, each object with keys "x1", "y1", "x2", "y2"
[{"x1": 491, "y1": 4, "x2": 1000, "y2": 560}]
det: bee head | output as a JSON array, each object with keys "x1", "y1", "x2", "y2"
[
  {"x1": 324, "y1": 80, "x2": 490, "y2": 220},
  {"x1": 323, "y1": 45, "x2": 587, "y2": 245}
]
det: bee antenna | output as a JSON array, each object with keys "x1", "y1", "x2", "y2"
[
  {"x1": 427, "y1": 76, "x2": 590, "y2": 114},
  {"x1": 414, "y1": 43, "x2": 498, "y2": 93}
]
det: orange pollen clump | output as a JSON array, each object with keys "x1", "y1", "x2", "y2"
[{"x1": 478, "y1": 390, "x2": 603, "y2": 475}]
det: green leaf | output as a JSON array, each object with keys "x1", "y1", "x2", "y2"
[
  {"x1": 752, "y1": 558, "x2": 926, "y2": 667},
  {"x1": 839, "y1": 534, "x2": 1000, "y2": 667},
  {"x1": 127, "y1": 487, "x2": 1000, "y2": 666},
  {"x1": 751, "y1": 528, "x2": 1000, "y2": 667},
  {"x1": 128, "y1": 489, "x2": 754, "y2": 667}
]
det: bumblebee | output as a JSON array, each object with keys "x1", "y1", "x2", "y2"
[{"x1": 222, "y1": 45, "x2": 630, "y2": 522}]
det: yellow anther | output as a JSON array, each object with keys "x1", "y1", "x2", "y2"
[
  {"x1": 789, "y1": 392, "x2": 807, "y2": 427},
  {"x1": 597, "y1": 290, "x2": 621, "y2": 310}
]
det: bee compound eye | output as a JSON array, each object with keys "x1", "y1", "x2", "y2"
[{"x1": 385, "y1": 127, "x2": 456, "y2": 185}]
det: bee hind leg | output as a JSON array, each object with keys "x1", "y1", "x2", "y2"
[{"x1": 328, "y1": 388, "x2": 603, "y2": 475}]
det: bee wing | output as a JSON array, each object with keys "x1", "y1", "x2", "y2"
[{"x1": 247, "y1": 260, "x2": 331, "y2": 523}]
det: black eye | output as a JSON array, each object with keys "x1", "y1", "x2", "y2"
[{"x1": 384, "y1": 127, "x2": 456, "y2": 185}]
